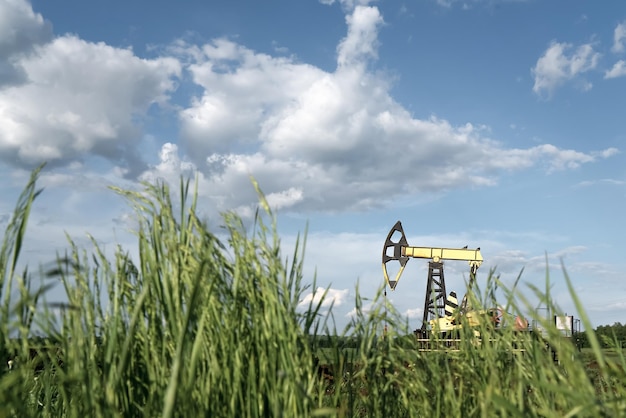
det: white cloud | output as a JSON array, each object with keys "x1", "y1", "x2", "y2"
[
  {"x1": 531, "y1": 41, "x2": 600, "y2": 98},
  {"x1": 1, "y1": 2, "x2": 619, "y2": 223},
  {"x1": 612, "y1": 21, "x2": 626, "y2": 54},
  {"x1": 298, "y1": 287, "x2": 350, "y2": 309},
  {"x1": 405, "y1": 307, "x2": 423, "y2": 319},
  {"x1": 167, "y1": 6, "x2": 618, "y2": 215},
  {"x1": 138, "y1": 143, "x2": 227, "y2": 218},
  {"x1": 140, "y1": 143, "x2": 307, "y2": 219},
  {"x1": 575, "y1": 178, "x2": 625, "y2": 188},
  {"x1": 265, "y1": 188, "x2": 304, "y2": 210},
  {"x1": 346, "y1": 301, "x2": 375, "y2": 318},
  {"x1": 486, "y1": 246, "x2": 590, "y2": 276},
  {"x1": 337, "y1": 6, "x2": 384, "y2": 69},
  {"x1": 0, "y1": 0, "x2": 52, "y2": 87},
  {"x1": 0, "y1": 0, "x2": 51, "y2": 53},
  {"x1": 319, "y1": 0, "x2": 376, "y2": 10},
  {"x1": 179, "y1": 38, "x2": 324, "y2": 156},
  {"x1": 529, "y1": 144, "x2": 617, "y2": 172},
  {"x1": 605, "y1": 60, "x2": 626, "y2": 79},
  {"x1": 140, "y1": 142, "x2": 198, "y2": 183},
  {"x1": 604, "y1": 22, "x2": 626, "y2": 80},
  {"x1": 0, "y1": 3, "x2": 181, "y2": 175},
  {"x1": 599, "y1": 148, "x2": 620, "y2": 158}
]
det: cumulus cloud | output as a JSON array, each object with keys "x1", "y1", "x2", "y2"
[
  {"x1": 612, "y1": 21, "x2": 626, "y2": 54},
  {"x1": 266, "y1": 188, "x2": 304, "y2": 210},
  {"x1": 336, "y1": 6, "x2": 384, "y2": 68},
  {"x1": 139, "y1": 143, "x2": 198, "y2": 184},
  {"x1": 0, "y1": 0, "x2": 51, "y2": 54},
  {"x1": 605, "y1": 60, "x2": 626, "y2": 79},
  {"x1": 486, "y1": 246, "x2": 589, "y2": 275},
  {"x1": 0, "y1": 0, "x2": 52, "y2": 87},
  {"x1": 178, "y1": 38, "x2": 325, "y2": 157},
  {"x1": 0, "y1": 1, "x2": 181, "y2": 175},
  {"x1": 526, "y1": 145, "x2": 617, "y2": 172},
  {"x1": 170, "y1": 6, "x2": 616, "y2": 215},
  {"x1": 346, "y1": 301, "x2": 375, "y2": 318},
  {"x1": 2, "y1": 1, "x2": 619, "y2": 220},
  {"x1": 405, "y1": 307, "x2": 423, "y2": 319},
  {"x1": 531, "y1": 41, "x2": 600, "y2": 98},
  {"x1": 298, "y1": 287, "x2": 350, "y2": 309}
]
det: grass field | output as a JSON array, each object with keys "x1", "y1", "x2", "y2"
[{"x1": 1, "y1": 167, "x2": 626, "y2": 417}]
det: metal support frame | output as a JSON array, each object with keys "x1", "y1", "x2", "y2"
[{"x1": 422, "y1": 262, "x2": 447, "y2": 332}]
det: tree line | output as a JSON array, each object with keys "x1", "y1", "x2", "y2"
[{"x1": 575, "y1": 322, "x2": 626, "y2": 349}]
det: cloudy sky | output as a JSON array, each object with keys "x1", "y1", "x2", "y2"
[{"x1": 1, "y1": 0, "x2": 625, "y2": 331}]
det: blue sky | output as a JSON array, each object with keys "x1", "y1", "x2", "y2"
[{"x1": 1, "y1": 0, "x2": 625, "y2": 331}]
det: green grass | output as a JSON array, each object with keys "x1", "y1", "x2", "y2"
[{"x1": 1, "y1": 167, "x2": 625, "y2": 417}]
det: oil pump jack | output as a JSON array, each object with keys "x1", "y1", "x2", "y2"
[{"x1": 382, "y1": 221, "x2": 484, "y2": 335}]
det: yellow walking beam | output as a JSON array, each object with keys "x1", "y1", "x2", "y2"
[
  {"x1": 382, "y1": 221, "x2": 482, "y2": 290},
  {"x1": 402, "y1": 246, "x2": 483, "y2": 265}
]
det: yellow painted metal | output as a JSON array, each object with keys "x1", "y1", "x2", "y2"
[
  {"x1": 383, "y1": 245, "x2": 483, "y2": 289},
  {"x1": 381, "y1": 221, "x2": 486, "y2": 334},
  {"x1": 402, "y1": 246, "x2": 483, "y2": 265},
  {"x1": 382, "y1": 263, "x2": 406, "y2": 290},
  {"x1": 429, "y1": 309, "x2": 498, "y2": 332}
]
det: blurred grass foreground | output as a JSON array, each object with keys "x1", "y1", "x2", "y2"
[{"x1": 1, "y1": 166, "x2": 625, "y2": 417}]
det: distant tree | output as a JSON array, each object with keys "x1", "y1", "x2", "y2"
[{"x1": 593, "y1": 322, "x2": 626, "y2": 349}]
